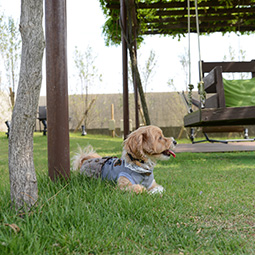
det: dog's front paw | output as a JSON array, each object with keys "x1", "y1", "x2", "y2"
[
  {"x1": 132, "y1": 184, "x2": 147, "y2": 194},
  {"x1": 149, "y1": 185, "x2": 165, "y2": 195}
]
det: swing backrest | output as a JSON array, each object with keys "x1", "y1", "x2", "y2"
[
  {"x1": 199, "y1": 60, "x2": 255, "y2": 108},
  {"x1": 201, "y1": 60, "x2": 255, "y2": 78}
]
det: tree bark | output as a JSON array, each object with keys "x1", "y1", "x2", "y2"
[{"x1": 8, "y1": 0, "x2": 45, "y2": 211}]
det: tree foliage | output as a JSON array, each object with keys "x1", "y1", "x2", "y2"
[{"x1": 99, "y1": 0, "x2": 145, "y2": 46}]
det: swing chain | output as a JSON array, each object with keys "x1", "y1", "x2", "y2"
[
  {"x1": 188, "y1": 83, "x2": 194, "y2": 111},
  {"x1": 198, "y1": 80, "x2": 206, "y2": 108}
]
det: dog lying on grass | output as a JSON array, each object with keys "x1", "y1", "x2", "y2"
[{"x1": 72, "y1": 125, "x2": 176, "y2": 194}]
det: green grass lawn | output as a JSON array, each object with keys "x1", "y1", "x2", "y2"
[{"x1": 1, "y1": 131, "x2": 255, "y2": 254}]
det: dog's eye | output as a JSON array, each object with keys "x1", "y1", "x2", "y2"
[{"x1": 159, "y1": 136, "x2": 162, "y2": 140}]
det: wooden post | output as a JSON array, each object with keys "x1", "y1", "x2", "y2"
[
  {"x1": 130, "y1": 0, "x2": 139, "y2": 129},
  {"x1": 120, "y1": 0, "x2": 129, "y2": 139},
  {"x1": 111, "y1": 104, "x2": 115, "y2": 137},
  {"x1": 45, "y1": 0, "x2": 70, "y2": 181}
]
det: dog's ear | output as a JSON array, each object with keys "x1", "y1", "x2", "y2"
[{"x1": 124, "y1": 129, "x2": 147, "y2": 161}]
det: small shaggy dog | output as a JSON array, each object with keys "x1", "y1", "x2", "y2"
[{"x1": 72, "y1": 125, "x2": 176, "y2": 194}]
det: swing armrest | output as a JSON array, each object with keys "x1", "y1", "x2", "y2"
[
  {"x1": 203, "y1": 68, "x2": 217, "y2": 93},
  {"x1": 203, "y1": 66, "x2": 226, "y2": 108}
]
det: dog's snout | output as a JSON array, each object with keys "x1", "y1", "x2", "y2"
[{"x1": 173, "y1": 140, "x2": 177, "y2": 146}]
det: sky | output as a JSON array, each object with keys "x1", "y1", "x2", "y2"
[{"x1": 1, "y1": 0, "x2": 255, "y2": 96}]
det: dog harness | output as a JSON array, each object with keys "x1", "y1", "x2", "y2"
[{"x1": 80, "y1": 157, "x2": 155, "y2": 189}]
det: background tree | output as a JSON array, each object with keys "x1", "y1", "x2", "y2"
[
  {"x1": 128, "y1": 49, "x2": 157, "y2": 125},
  {"x1": 8, "y1": 0, "x2": 44, "y2": 211},
  {"x1": 167, "y1": 78, "x2": 177, "y2": 91},
  {"x1": 0, "y1": 14, "x2": 3, "y2": 91},
  {"x1": 128, "y1": 50, "x2": 157, "y2": 92},
  {"x1": 141, "y1": 50, "x2": 157, "y2": 93},
  {"x1": 223, "y1": 44, "x2": 248, "y2": 79},
  {"x1": 179, "y1": 48, "x2": 189, "y2": 91},
  {"x1": 73, "y1": 46, "x2": 102, "y2": 128},
  {"x1": 0, "y1": 14, "x2": 21, "y2": 107}
]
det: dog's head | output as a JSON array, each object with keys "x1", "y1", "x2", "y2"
[{"x1": 123, "y1": 125, "x2": 176, "y2": 163}]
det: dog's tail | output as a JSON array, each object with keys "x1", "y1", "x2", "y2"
[{"x1": 71, "y1": 145, "x2": 101, "y2": 171}]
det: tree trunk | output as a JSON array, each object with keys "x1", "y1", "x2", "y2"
[
  {"x1": 125, "y1": 0, "x2": 150, "y2": 126},
  {"x1": 8, "y1": 0, "x2": 45, "y2": 211},
  {"x1": 128, "y1": 47, "x2": 151, "y2": 125}
]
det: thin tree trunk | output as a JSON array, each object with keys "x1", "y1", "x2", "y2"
[
  {"x1": 8, "y1": 0, "x2": 45, "y2": 211},
  {"x1": 128, "y1": 47, "x2": 151, "y2": 125}
]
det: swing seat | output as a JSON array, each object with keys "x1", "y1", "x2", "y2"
[{"x1": 184, "y1": 60, "x2": 255, "y2": 127}]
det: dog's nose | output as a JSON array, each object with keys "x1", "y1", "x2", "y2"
[{"x1": 173, "y1": 140, "x2": 177, "y2": 146}]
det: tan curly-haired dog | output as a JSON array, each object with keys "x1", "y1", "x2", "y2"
[{"x1": 72, "y1": 125, "x2": 176, "y2": 194}]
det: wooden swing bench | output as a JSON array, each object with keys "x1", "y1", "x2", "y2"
[{"x1": 184, "y1": 60, "x2": 255, "y2": 143}]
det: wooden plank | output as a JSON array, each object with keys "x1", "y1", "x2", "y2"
[
  {"x1": 184, "y1": 111, "x2": 201, "y2": 127},
  {"x1": 202, "y1": 126, "x2": 245, "y2": 133},
  {"x1": 108, "y1": 1, "x2": 255, "y2": 10},
  {"x1": 184, "y1": 106, "x2": 255, "y2": 127},
  {"x1": 175, "y1": 142, "x2": 255, "y2": 153},
  {"x1": 200, "y1": 106, "x2": 255, "y2": 125},
  {"x1": 202, "y1": 60, "x2": 255, "y2": 73},
  {"x1": 156, "y1": 7, "x2": 255, "y2": 17},
  {"x1": 143, "y1": 25, "x2": 255, "y2": 35}
]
